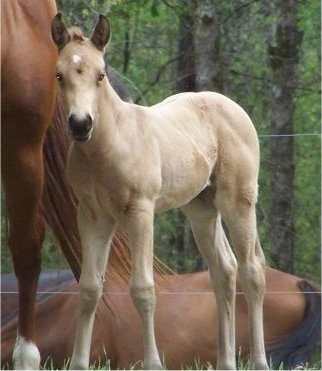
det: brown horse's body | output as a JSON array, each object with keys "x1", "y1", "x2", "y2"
[
  {"x1": 1, "y1": 266, "x2": 320, "y2": 370},
  {"x1": 1, "y1": 1, "x2": 58, "y2": 368}
]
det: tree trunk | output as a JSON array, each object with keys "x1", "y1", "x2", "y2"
[
  {"x1": 188, "y1": 0, "x2": 224, "y2": 92},
  {"x1": 268, "y1": 0, "x2": 302, "y2": 273},
  {"x1": 176, "y1": 4, "x2": 196, "y2": 92}
]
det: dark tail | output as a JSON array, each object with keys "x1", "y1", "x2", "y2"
[
  {"x1": 42, "y1": 98, "x2": 82, "y2": 281},
  {"x1": 267, "y1": 280, "x2": 321, "y2": 369}
]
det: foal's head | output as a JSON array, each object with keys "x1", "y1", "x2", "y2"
[{"x1": 51, "y1": 14, "x2": 110, "y2": 141}]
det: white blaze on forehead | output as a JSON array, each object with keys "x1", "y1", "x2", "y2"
[{"x1": 72, "y1": 54, "x2": 82, "y2": 65}]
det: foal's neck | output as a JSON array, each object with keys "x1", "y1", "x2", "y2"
[{"x1": 100, "y1": 79, "x2": 131, "y2": 133}]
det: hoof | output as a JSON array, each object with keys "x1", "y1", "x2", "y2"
[
  {"x1": 249, "y1": 358, "x2": 270, "y2": 370},
  {"x1": 144, "y1": 360, "x2": 163, "y2": 370},
  {"x1": 216, "y1": 361, "x2": 237, "y2": 370},
  {"x1": 13, "y1": 336, "x2": 40, "y2": 370}
]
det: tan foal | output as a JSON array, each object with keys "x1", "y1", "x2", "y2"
[{"x1": 51, "y1": 14, "x2": 269, "y2": 370}]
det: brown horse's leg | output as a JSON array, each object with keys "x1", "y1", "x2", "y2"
[{"x1": 2, "y1": 143, "x2": 46, "y2": 369}]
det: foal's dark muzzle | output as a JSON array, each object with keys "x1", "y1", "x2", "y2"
[{"x1": 68, "y1": 114, "x2": 93, "y2": 142}]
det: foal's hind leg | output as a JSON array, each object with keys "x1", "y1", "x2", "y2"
[
  {"x1": 70, "y1": 209, "x2": 115, "y2": 370},
  {"x1": 216, "y1": 187, "x2": 268, "y2": 370},
  {"x1": 182, "y1": 189, "x2": 238, "y2": 370}
]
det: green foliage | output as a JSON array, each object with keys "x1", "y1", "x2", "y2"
[
  {"x1": 1, "y1": 192, "x2": 12, "y2": 273},
  {"x1": 154, "y1": 210, "x2": 203, "y2": 273}
]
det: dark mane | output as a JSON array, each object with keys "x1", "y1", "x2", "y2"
[
  {"x1": 106, "y1": 66, "x2": 133, "y2": 103},
  {"x1": 267, "y1": 280, "x2": 321, "y2": 369},
  {"x1": 68, "y1": 26, "x2": 85, "y2": 42}
]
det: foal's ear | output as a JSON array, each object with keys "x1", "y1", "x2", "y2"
[
  {"x1": 91, "y1": 15, "x2": 111, "y2": 51},
  {"x1": 51, "y1": 13, "x2": 71, "y2": 51}
]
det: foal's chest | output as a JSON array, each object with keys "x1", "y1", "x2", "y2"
[{"x1": 66, "y1": 146, "x2": 159, "y2": 219}]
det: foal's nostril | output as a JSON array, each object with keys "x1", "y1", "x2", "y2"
[
  {"x1": 68, "y1": 114, "x2": 92, "y2": 131},
  {"x1": 68, "y1": 114, "x2": 93, "y2": 141}
]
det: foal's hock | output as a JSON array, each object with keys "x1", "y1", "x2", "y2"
[{"x1": 51, "y1": 13, "x2": 269, "y2": 370}]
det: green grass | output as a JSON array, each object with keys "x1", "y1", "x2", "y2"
[
  {"x1": 3, "y1": 360, "x2": 321, "y2": 370},
  {"x1": 4, "y1": 356, "x2": 317, "y2": 370}
]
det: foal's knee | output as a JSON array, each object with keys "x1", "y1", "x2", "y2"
[
  {"x1": 79, "y1": 277, "x2": 103, "y2": 313},
  {"x1": 130, "y1": 284, "x2": 156, "y2": 316}
]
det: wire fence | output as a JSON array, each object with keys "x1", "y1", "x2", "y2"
[
  {"x1": 1, "y1": 290, "x2": 321, "y2": 295},
  {"x1": 259, "y1": 133, "x2": 320, "y2": 137},
  {"x1": 1, "y1": 131, "x2": 321, "y2": 296}
]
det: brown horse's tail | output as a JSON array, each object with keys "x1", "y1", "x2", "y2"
[
  {"x1": 42, "y1": 98, "x2": 82, "y2": 281},
  {"x1": 267, "y1": 280, "x2": 321, "y2": 369}
]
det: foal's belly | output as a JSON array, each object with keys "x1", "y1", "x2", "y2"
[
  {"x1": 155, "y1": 150, "x2": 213, "y2": 212},
  {"x1": 151, "y1": 109, "x2": 217, "y2": 213},
  {"x1": 155, "y1": 181, "x2": 210, "y2": 212}
]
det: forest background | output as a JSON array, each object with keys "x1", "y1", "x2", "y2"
[{"x1": 1, "y1": 0, "x2": 321, "y2": 284}]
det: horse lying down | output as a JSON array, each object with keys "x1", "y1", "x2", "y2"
[{"x1": 1, "y1": 264, "x2": 320, "y2": 370}]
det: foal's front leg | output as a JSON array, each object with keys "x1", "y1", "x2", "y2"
[
  {"x1": 124, "y1": 199, "x2": 162, "y2": 370},
  {"x1": 69, "y1": 209, "x2": 115, "y2": 370}
]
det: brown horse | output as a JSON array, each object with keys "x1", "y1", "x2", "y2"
[
  {"x1": 1, "y1": 260, "x2": 320, "y2": 370},
  {"x1": 51, "y1": 14, "x2": 268, "y2": 370},
  {"x1": 1, "y1": 1, "x2": 61, "y2": 368}
]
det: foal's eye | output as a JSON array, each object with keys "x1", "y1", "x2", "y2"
[
  {"x1": 98, "y1": 73, "x2": 105, "y2": 82},
  {"x1": 56, "y1": 72, "x2": 63, "y2": 83}
]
